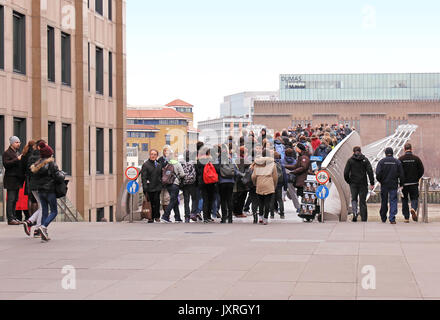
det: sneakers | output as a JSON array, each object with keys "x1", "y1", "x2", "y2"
[
  {"x1": 259, "y1": 216, "x2": 264, "y2": 224},
  {"x1": 147, "y1": 219, "x2": 154, "y2": 224},
  {"x1": 404, "y1": 219, "x2": 410, "y2": 224},
  {"x1": 270, "y1": 214, "x2": 275, "y2": 219},
  {"x1": 161, "y1": 218, "x2": 172, "y2": 223},
  {"x1": 23, "y1": 220, "x2": 32, "y2": 236},
  {"x1": 411, "y1": 209, "x2": 418, "y2": 222},
  {"x1": 39, "y1": 227, "x2": 50, "y2": 242},
  {"x1": 280, "y1": 215, "x2": 285, "y2": 220},
  {"x1": 185, "y1": 218, "x2": 191, "y2": 224},
  {"x1": 190, "y1": 214, "x2": 198, "y2": 222},
  {"x1": 33, "y1": 229, "x2": 41, "y2": 238},
  {"x1": 390, "y1": 221, "x2": 397, "y2": 225},
  {"x1": 263, "y1": 219, "x2": 268, "y2": 225},
  {"x1": 174, "y1": 219, "x2": 183, "y2": 223}
]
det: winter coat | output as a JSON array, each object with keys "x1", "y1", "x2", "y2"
[
  {"x1": 2, "y1": 147, "x2": 24, "y2": 190},
  {"x1": 30, "y1": 157, "x2": 60, "y2": 194},
  {"x1": 196, "y1": 156, "x2": 219, "y2": 187},
  {"x1": 344, "y1": 153, "x2": 375, "y2": 186},
  {"x1": 311, "y1": 138, "x2": 321, "y2": 152},
  {"x1": 26, "y1": 149, "x2": 41, "y2": 192},
  {"x1": 285, "y1": 152, "x2": 310, "y2": 188},
  {"x1": 251, "y1": 157, "x2": 278, "y2": 195},
  {"x1": 141, "y1": 159, "x2": 163, "y2": 193},
  {"x1": 275, "y1": 159, "x2": 288, "y2": 190},
  {"x1": 398, "y1": 152, "x2": 424, "y2": 186},
  {"x1": 376, "y1": 156, "x2": 405, "y2": 190},
  {"x1": 234, "y1": 157, "x2": 251, "y2": 192}
]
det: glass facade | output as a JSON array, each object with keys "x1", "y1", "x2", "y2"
[{"x1": 280, "y1": 73, "x2": 440, "y2": 101}]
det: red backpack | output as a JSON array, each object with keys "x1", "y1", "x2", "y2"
[{"x1": 203, "y1": 162, "x2": 219, "y2": 184}]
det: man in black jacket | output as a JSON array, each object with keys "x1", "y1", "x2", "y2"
[
  {"x1": 141, "y1": 149, "x2": 163, "y2": 223},
  {"x1": 399, "y1": 143, "x2": 424, "y2": 223},
  {"x1": 344, "y1": 146, "x2": 375, "y2": 222},
  {"x1": 2, "y1": 136, "x2": 24, "y2": 225},
  {"x1": 376, "y1": 147, "x2": 405, "y2": 224}
]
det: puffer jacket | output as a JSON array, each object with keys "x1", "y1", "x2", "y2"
[
  {"x1": 251, "y1": 157, "x2": 278, "y2": 195},
  {"x1": 30, "y1": 157, "x2": 60, "y2": 193}
]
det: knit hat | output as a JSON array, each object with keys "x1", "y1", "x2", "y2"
[
  {"x1": 40, "y1": 145, "x2": 54, "y2": 159},
  {"x1": 9, "y1": 136, "x2": 20, "y2": 145},
  {"x1": 385, "y1": 147, "x2": 394, "y2": 156},
  {"x1": 38, "y1": 141, "x2": 47, "y2": 149}
]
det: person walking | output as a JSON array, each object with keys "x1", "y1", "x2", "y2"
[
  {"x1": 2, "y1": 136, "x2": 24, "y2": 225},
  {"x1": 376, "y1": 147, "x2": 405, "y2": 224},
  {"x1": 141, "y1": 149, "x2": 163, "y2": 223},
  {"x1": 344, "y1": 146, "x2": 375, "y2": 222},
  {"x1": 158, "y1": 145, "x2": 172, "y2": 214},
  {"x1": 252, "y1": 149, "x2": 278, "y2": 225},
  {"x1": 282, "y1": 148, "x2": 301, "y2": 213},
  {"x1": 161, "y1": 151, "x2": 185, "y2": 223},
  {"x1": 399, "y1": 143, "x2": 425, "y2": 223},
  {"x1": 31, "y1": 145, "x2": 63, "y2": 241},
  {"x1": 180, "y1": 150, "x2": 198, "y2": 223}
]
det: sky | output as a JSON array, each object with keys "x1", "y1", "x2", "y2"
[{"x1": 126, "y1": 0, "x2": 440, "y2": 125}]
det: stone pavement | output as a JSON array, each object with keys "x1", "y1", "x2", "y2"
[{"x1": 1, "y1": 214, "x2": 440, "y2": 300}]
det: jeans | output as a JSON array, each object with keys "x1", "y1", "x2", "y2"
[
  {"x1": 219, "y1": 183, "x2": 234, "y2": 222},
  {"x1": 163, "y1": 184, "x2": 181, "y2": 221},
  {"x1": 39, "y1": 192, "x2": 58, "y2": 228},
  {"x1": 146, "y1": 191, "x2": 161, "y2": 220},
  {"x1": 350, "y1": 184, "x2": 368, "y2": 222},
  {"x1": 402, "y1": 184, "x2": 419, "y2": 220},
  {"x1": 212, "y1": 192, "x2": 220, "y2": 218},
  {"x1": 6, "y1": 189, "x2": 19, "y2": 222},
  {"x1": 182, "y1": 184, "x2": 198, "y2": 220},
  {"x1": 201, "y1": 184, "x2": 217, "y2": 221},
  {"x1": 380, "y1": 187, "x2": 398, "y2": 222},
  {"x1": 258, "y1": 193, "x2": 274, "y2": 219}
]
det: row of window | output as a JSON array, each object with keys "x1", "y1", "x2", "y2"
[
  {"x1": 175, "y1": 107, "x2": 192, "y2": 113},
  {"x1": 127, "y1": 119, "x2": 188, "y2": 126},
  {"x1": 89, "y1": 0, "x2": 113, "y2": 20},
  {"x1": 127, "y1": 132, "x2": 156, "y2": 138},
  {"x1": 224, "y1": 123, "x2": 249, "y2": 128},
  {"x1": 0, "y1": 7, "x2": 113, "y2": 97},
  {"x1": 128, "y1": 143, "x2": 149, "y2": 152}
]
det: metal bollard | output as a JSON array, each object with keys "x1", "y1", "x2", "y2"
[{"x1": 421, "y1": 177, "x2": 431, "y2": 223}]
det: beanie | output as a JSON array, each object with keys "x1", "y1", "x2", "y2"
[
  {"x1": 40, "y1": 145, "x2": 54, "y2": 159},
  {"x1": 9, "y1": 136, "x2": 20, "y2": 145}
]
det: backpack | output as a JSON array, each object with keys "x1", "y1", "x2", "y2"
[
  {"x1": 275, "y1": 142, "x2": 286, "y2": 160},
  {"x1": 203, "y1": 162, "x2": 218, "y2": 184},
  {"x1": 220, "y1": 163, "x2": 235, "y2": 179},
  {"x1": 162, "y1": 163, "x2": 176, "y2": 186},
  {"x1": 240, "y1": 167, "x2": 254, "y2": 188},
  {"x1": 181, "y1": 162, "x2": 196, "y2": 185},
  {"x1": 275, "y1": 162, "x2": 284, "y2": 186},
  {"x1": 53, "y1": 169, "x2": 68, "y2": 198}
]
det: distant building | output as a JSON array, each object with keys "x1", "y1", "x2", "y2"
[
  {"x1": 198, "y1": 116, "x2": 252, "y2": 146},
  {"x1": 127, "y1": 100, "x2": 198, "y2": 164},
  {"x1": 220, "y1": 92, "x2": 279, "y2": 119}
]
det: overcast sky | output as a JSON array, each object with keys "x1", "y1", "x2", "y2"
[{"x1": 126, "y1": 0, "x2": 440, "y2": 126}]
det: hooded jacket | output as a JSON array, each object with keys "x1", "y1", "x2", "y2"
[
  {"x1": 344, "y1": 153, "x2": 375, "y2": 186},
  {"x1": 398, "y1": 152, "x2": 424, "y2": 186},
  {"x1": 30, "y1": 157, "x2": 59, "y2": 193},
  {"x1": 376, "y1": 156, "x2": 405, "y2": 190},
  {"x1": 251, "y1": 157, "x2": 278, "y2": 195}
]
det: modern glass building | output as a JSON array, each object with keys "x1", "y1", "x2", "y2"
[{"x1": 279, "y1": 73, "x2": 440, "y2": 101}]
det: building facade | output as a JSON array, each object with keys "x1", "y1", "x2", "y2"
[
  {"x1": 220, "y1": 91, "x2": 279, "y2": 119},
  {"x1": 198, "y1": 116, "x2": 253, "y2": 146},
  {"x1": 0, "y1": 0, "x2": 127, "y2": 223},
  {"x1": 254, "y1": 73, "x2": 440, "y2": 179},
  {"x1": 127, "y1": 102, "x2": 195, "y2": 164}
]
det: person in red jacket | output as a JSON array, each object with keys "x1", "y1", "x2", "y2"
[{"x1": 311, "y1": 135, "x2": 321, "y2": 152}]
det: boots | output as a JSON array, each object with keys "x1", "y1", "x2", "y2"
[{"x1": 253, "y1": 213, "x2": 258, "y2": 224}]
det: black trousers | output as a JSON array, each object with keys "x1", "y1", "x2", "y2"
[
  {"x1": 219, "y1": 183, "x2": 234, "y2": 222},
  {"x1": 233, "y1": 191, "x2": 247, "y2": 215},
  {"x1": 201, "y1": 184, "x2": 217, "y2": 220},
  {"x1": 258, "y1": 193, "x2": 274, "y2": 219},
  {"x1": 272, "y1": 185, "x2": 284, "y2": 216},
  {"x1": 350, "y1": 184, "x2": 368, "y2": 221},
  {"x1": 402, "y1": 184, "x2": 419, "y2": 220},
  {"x1": 146, "y1": 191, "x2": 161, "y2": 220},
  {"x1": 182, "y1": 184, "x2": 198, "y2": 219},
  {"x1": 6, "y1": 189, "x2": 19, "y2": 222}
]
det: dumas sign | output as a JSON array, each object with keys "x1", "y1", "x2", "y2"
[{"x1": 281, "y1": 76, "x2": 306, "y2": 89}]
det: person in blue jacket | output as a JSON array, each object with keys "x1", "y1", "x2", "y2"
[{"x1": 376, "y1": 147, "x2": 405, "y2": 224}]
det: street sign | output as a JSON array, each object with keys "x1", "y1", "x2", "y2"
[
  {"x1": 316, "y1": 170, "x2": 330, "y2": 185},
  {"x1": 316, "y1": 185, "x2": 330, "y2": 200},
  {"x1": 310, "y1": 156, "x2": 323, "y2": 162},
  {"x1": 125, "y1": 166, "x2": 139, "y2": 181},
  {"x1": 127, "y1": 181, "x2": 139, "y2": 194}
]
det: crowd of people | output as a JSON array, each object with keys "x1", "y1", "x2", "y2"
[
  {"x1": 3, "y1": 136, "x2": 66, "y2": 241},
  {"x1": 141, "y1": 123, "x2": 353, "y2": 225}
]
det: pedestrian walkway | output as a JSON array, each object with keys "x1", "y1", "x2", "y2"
[{"x1": 1, "y1": 218, "x2": 440, "y2": 300}]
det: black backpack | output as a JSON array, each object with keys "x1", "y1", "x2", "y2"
[
  {"x1": 220, "y1": 163, "x2": 235, "y2": 179},
  {"x1": 53, "y1": 169, "x2": 68, "y2": 198}
]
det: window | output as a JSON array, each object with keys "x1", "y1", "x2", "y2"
[
  {"x1": 165, "y1": 135, "x2": 171, "y2": 146},
  {"x1": 13, "y1": 12, "x2": 26, "y2": 74},
  {"x1": 97, "y1": 208, "x2": 104, "y2": 222},
  {"x1": 142, "y1": 144, "x2": 148, "y2": 152},
  {"x1": 48, "y1": 121, "x2": 56, "y2": 157},
  {"x1": 132, "y1": 143, "x2": 139, "y2": 148},
  {"x1": 96, "y1": 128, "x2": 104, "y2": 174},
  {"x1": 0, "y1": 6, "x2": 4, "y2": 70},
  {"x1": 108, "y1": 0, "x2": 112, "y2": 20},
  {"x1": 108, "y1": 52, "x2": 113, "y2": 97},
  {"x1": 47, "y1": 26, "x2": 55, "y2": 82},
  {"x1": 109, "y1": 206, "x2": 113, "y2": 222},
  {"x1": 61, "y1": 32, "x2": 71, "y2": 85},
  {"x1": 96, "y1": 47, "x2": 103, "y2": 94},
  {"x1": 109, "y1": 129, "x2": 113, "y2": 174},
  {"x1": 88, "y1": 126, "x2": 91, "y2": 175},
  {"x1": 95, "y1": 0, "x2": 103, "y2": 15},
  {"x1": 88, "y1": 43, "x2": 90, "y2": 92},
  {"x1": 13, "y1": 118, "x2": 26, "y2": 152},
  {"x1": 62, "y1": 124, "x2": 72, "y2": 175}
]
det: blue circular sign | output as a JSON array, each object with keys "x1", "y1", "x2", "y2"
[
  {"x1": 316, "y1": 185, "x2": 330, "y2": 200},
  {"x1": 127, "y1": 181, "x2": 139, "y2": 194}
]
